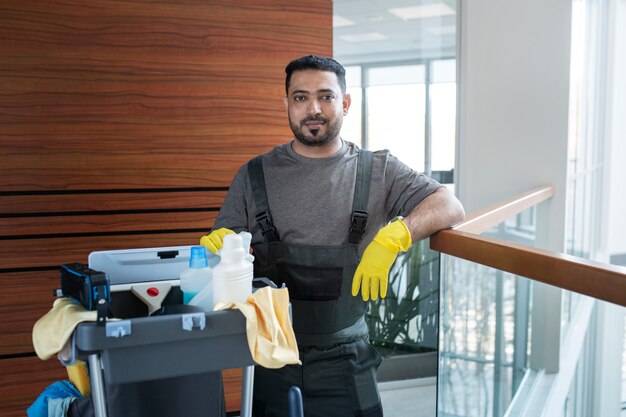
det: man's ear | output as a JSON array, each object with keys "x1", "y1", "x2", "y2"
[
  {"x1": 342, "y1": 93, "x2": 351, "y2": 116},
  {"x1": 284, "y1": 96, "x2": 289, "y2": 112}
]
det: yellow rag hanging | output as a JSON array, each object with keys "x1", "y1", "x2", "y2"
[
  {"x1": 32, "y1": 298, "x2": 98, "y2": 360},
  {"x1": 66, "y1": 360, "x2": 91, "y2": 396},
  {"x1": 215, "y1": 287, "x2": 300, "y2": 369}
]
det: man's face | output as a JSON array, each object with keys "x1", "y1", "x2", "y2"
[{"x1": 285, "y1": 70, "x2": 351, "y2": 147}]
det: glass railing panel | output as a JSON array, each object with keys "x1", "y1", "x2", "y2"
[
  {"x1": 560, "y1": 298, "x2": 625, "y2": 417},
  {"x1": 438, "y1": 208, "x2": 538, "y2": 417},
  {"x1": 437, "y1": 206, "x2": 626, "y2": 417},
  {"x1": 367, "y1": 239, "x2": 440, "y2": 357},
  {"x1": 438, "y1": 256, "x2": 533, "y2": 417},
  {"x1": 369, "y1": 239, "x2": 441, "y2": 384},
  {"x1": 370, "y1": 239, "x2": 441, "y2": 417},
  {"x1": 623, "y1": 308, "x2": 626, "y2": 414},
  {"x1": 561, "y1": 290, "x2": 585, "y2": 344}
]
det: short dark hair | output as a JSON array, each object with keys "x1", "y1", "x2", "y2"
[{"x1": 285, "y1": 55, "x2": 346, "y2": 95}]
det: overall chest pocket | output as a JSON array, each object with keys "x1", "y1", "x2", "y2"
[{"x1": 276, "y1": 263, "x2": 343, "y2": 301}]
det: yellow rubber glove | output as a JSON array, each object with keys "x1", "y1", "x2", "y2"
[
  {"x1": 200, "y1": 228, "x2": 235, "y2": 255},
  {"x1": 352, "y1": 220, "x2": 412, "y2": 301}
]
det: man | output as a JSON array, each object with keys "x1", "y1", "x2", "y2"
[{"x1": 201, "y1": 55, "x2": 464, "y2": 417}]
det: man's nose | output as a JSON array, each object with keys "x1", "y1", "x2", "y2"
[{"x1": 307, "y1": 99, "x2": 321, "y2": 115}]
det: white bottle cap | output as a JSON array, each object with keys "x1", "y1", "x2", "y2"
[{"x1": 221, "y1": 234, "x2": 246, "y2": 262}]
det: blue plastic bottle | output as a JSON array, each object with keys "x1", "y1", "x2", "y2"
[{"x1": 179, "y1": 246, "x2": 213, "y2": 304}]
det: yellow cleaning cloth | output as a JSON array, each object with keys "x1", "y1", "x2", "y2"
[
  {"x1": 215, "y1": 287, "x2": 300, "y2": 369},
  {"x1": 67, "y1": 360, "x2": 91, "y2": 396},
  {"x1": 32, "y1": 298, "x2": 98, "y2": 360}
]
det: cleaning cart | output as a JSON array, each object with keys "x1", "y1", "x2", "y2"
[{"x1": 71, "y1": 246, "x2": 256, "y2": 417}]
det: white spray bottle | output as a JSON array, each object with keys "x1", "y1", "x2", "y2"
[{"x1": 212, "y1": 233, "x2": 254, "y2": 306}]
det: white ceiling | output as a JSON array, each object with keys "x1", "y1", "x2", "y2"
[{"x1": 333, "y1": 0, "x2": 457, "y2": 65}]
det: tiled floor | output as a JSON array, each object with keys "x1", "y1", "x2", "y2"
[
  {"x1": 380, "y1": 377, "x2": 437, "y2": 417},
  {"x1": 230, "y1": 378, "x2": 437, "y2": 417}
]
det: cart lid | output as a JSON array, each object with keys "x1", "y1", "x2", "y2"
[{"x1": 88, "y1": 246, "x2": 196, "y2": 286}]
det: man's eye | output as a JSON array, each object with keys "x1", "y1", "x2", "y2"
[
  {"x1": 322, "y1": 95, "x2": 335, "y2": 101},
  {"x1": 294, "y1": 96, "x2": 305, "y2": 102}
]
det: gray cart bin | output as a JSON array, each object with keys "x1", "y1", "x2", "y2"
[
  {"x1": 74, "y1": 310, "x2": 255, "y2": 417},
  {"x1": 68, "y1": 246, "x2": 256, "y2": 417}
]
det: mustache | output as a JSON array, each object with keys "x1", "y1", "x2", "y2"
[{"x1": 300, "y1": 115, "x2": 329, "y2": 126}]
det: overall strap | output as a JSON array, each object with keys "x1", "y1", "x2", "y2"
[
  {"x1": 247, "y1": 156, "x2": 279, "y2": 242},
  {"x1": 348, "y1": 149, "x2": 373, "y2": 244}
]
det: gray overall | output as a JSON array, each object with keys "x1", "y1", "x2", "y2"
[{"x1": 247, "y1": 150, "x2": 384, "y2": 417}]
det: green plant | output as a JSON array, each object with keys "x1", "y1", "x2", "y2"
[{"x1": 366, "y1": 239, "x2": 441, "y2": 357}]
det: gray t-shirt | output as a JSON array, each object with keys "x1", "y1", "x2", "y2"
[{"x1": 213, "y1": 140, "x2": 442, "y2": 255}]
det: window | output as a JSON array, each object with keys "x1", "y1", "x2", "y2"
[{"x1": 340, "y1": 59, "x2": 456, "y2": 180}]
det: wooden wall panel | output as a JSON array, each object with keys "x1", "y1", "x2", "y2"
[
  {"x1": 223, "y1": 368, "x2": 244, "y2": 413},
  {"x1": 0, "y1": 233, "x2": 206, "y2": 270},
  {"x1": 0, "y1": 0, "x2": 332, "y2": 410},
  {"x1": 0, "y1": 191, "x2": 227, "y2": 214},
  {"x1": 0, "y1": 211, "x2": 218, "y2": 236},
  {"x1": 0, "y1": 357, "x2": 67, "y2": 417},
  {"x1": 0, "y1": 271, "x2": 59, "y2": 356},
  {"x1": 0, "y1": 0, "x2": 332, "y2": 414},
  {"x1": 0, "y1": 0, "x2": 331, "y2": 192}
]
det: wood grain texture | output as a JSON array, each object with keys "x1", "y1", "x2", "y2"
[
  {"x1": 0, "y1": 191, "x2": 227, "y2": 214},
  {"x1": 455, "y1": 186, "x2": 554, "y2": 234},
  {"x1": 0, "y1": 356, "x2": 67, "y2": 417},
  {"x1": 0, "y1": 232, "x2": 207, "y2": 270},
  {"x1": 431, "y1": 186, "x2": 626, "y2": 306},
  {"x1": 0, "y1": 211, "x2": 217, "y2": 236},
  {"x1": 0, "y1": 0, "x2": 332, "y2": 413},
  {"x1": 223, "y1": 368, "x2": 243, "y2": 412},
  {"x1": 0, "y1": 0, "x2": 332, "y2": 192},
  {"x1": 431, "y1": 229, "x2": 626, "y2": 307},
  {"x1": 0, "y1": 271, "x2": 59, "y2": 355}
]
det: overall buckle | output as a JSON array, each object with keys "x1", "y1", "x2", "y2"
[
  {"x1": 256, "y1": 211, "x2": 278, "y2": 242},
  {"x1": 349, "y1": 211, "x2": 368, "y2": 244}
]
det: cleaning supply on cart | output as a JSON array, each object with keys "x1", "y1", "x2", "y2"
[
  {"x1": 27, "y1": 380, "x2": 81, "y2": 417},
  {"x1": 131, "y1": 282, "x2": 172, "y2": 314},
  {"x1": 33, "y1": 298, "x2": 98, "y2": 360},
  {"x1": 213, "y1": 233, "x2": 253, "y2": 305},
  {"x1": 58, "y1": 263, "x2": 111, "y2": 325},
  {"x1": 188, "y1": 276, "x2": 214, "y2": 311},
  {"x1": 239, "y1": 231, "x2": 254, "y2": 262},
  {"x1": 190, "y1": 231, "x2": 252, "y2": 311},
  {"x1": 66, "y1": 360, "x2": 91, "y2": 396},
  {"x1": 180, "y1": 246, "x2": 213, "y2": 304},
  {"x1": 214, "y1": 286, "x2": 299, "y2": 369}
]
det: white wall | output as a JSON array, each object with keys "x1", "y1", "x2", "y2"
[
  {"x1": 456, "y1": 0, "x2": 572, "y2": 253},
  {"x1": 457, "y1": 2, "x2": 624, "y2": 416},
  {"x1": 607, "y1": 0, "x2": 626, "y2": 258},
  {"x1": 600, "y1": 2, "x2": 626, "y2": 412},
  {"x1": 455, "y1": 0, "x2": 573, "y2": 408}
]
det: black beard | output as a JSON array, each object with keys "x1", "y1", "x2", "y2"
[{"x1": 289, "y1": 114, "x2": 342, "y2": 147}]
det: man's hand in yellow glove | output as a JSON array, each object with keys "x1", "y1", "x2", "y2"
[
  {"x1": 351, "y1": 220, "x2": 412, "y2": 301},
  {"x1": 200, "y1": 228, "x2": 235, "y2": 255}
]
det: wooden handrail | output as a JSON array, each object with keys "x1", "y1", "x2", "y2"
[
  {"x1": 455, "y1": 186, "x2": 554, "y2": 234},
  {"x1": 430, "y1": 186, "x2": 626, "y2": 307},
  {"x1": 431, "y1": 230, "x2": 626, "y2": 307}
]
